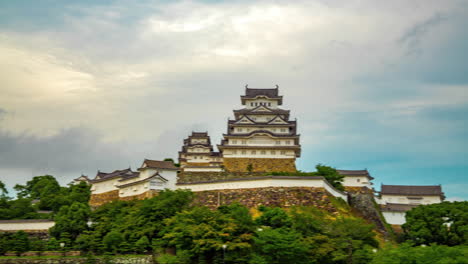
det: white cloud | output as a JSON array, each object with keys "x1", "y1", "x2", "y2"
[{"x1": 0, "y1": 0, "x2": 467, "y2": 197}]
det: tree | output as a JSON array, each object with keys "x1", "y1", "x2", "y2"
[
  {"x1": 14, "y1": 175, "x2": 59, "y2": 199},
  {"x1": 50, "y1": 202, "x2": 91, "y2": 241},
  {"x1": 0, "y1": 198, "x2": 39, "y2": 220},
  {"x1": 0, "y1": 180, "x2": 8, "y2": 197},
  {"x1": 371, "y1": 243, "x2": 468, "y2": 264},
  {"x1": 134, "y1": 236, "x2": 151, "y2": 253},
  {"x1": 159, "y1": 206, "x2": 253, "y2": 263},
  {"x1": 255, "y1": 207, "x2": 292, "y2": 229},
  {"x1": 122, "y1": 189, "x2": 194, "y2": 241},
  {"x1": 403, "y1": 201, "x2": 468, "y2": 246},
  {"x1": 326, "y1": 217, "x2": 378, "y2": 264},
  {"x1": 10, "y1": 231, "x2": 30, "y2": 255},
  {"x1": 103, "y1": 231, "x2": 124, "y2": 253},
  {"x1": 252, "y1": 228, "x2": 309, "y2": 264},
  {"x1": 314, "y1": 164, "x2": 344, "y2": 191}
]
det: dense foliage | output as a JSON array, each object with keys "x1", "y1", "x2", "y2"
[
  {"x1": 0, "y1": 177, "x2": 90, "y2": 220},
  {"x1": 403, "y1": 201, "x2": 468, "y2": 246},
  {"x1": 1, "y1": 176, "x2": 467, "y2": 264},
  {"x1": 370, "y1": 243, "x2": 468, "y2": 264}
]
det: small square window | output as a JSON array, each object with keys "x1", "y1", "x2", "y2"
[
  {"x1": 280, "y1": 151, "x2": 286, "y2": 155},
  {"x1": 276, "y1": 141, "x2": 281, "y2": 145},
  {"x1": 271, "y1": 150, "x2": 276, "y2": 155},
  {"x1": 252, "y1": 150, "x2": 256, "y2": 155},
  {"x1": 261, "y1": 150, "x2": 266, "y2": 155},
  {"x1": 242, "y1": 150, "x2": 246, "y2": 154}
]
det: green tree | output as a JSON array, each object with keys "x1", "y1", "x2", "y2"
[
  {"x1": 46, "y1": 237, "x2": 60, "y2": 250},
  {"x1": 326, "y1": 217, "x2": 378, "y2": 264},
  {"x1": 403, "y1": 201, "x2": 468, "y2": 246},
  {"x1": 10, "y1": 231, "x2": 30, "y2": 255},
  {"x1": 159, "y1": 206, "x2": 253, "y2": 263},
  {"x1": 50, "y1": 202, "x2": 91, "y2": 241},
  {"x1": 314, "y1": 164, "x2": 344, "y2": 191},
  {"x1": 371, "y1": 243, "x2": 468, "y2": 264},
  {"x1": 103, "y1": 231, "x2": 124, "y2": 253},
  {"x1": 134, "y1": 236, "x2": 151, "y2": 253},
  {"x1": 122, "y1": 189, "x2": 194, "y2": 241},
  {"x1": 14, "y1": 175, "x2": 59, "y2": 199},
  {"x1": 0, "y1": 180, "x2": 8, "y2": 197},
  {"x1": 0, "y1": 198, "x2": 39, "y2": 220},
  {"x1": 255, "y1": 207, "x2": 292, "y2": 229},
  {"x1": 252, "y1": 228, "x2": 309, "y2": 264}
]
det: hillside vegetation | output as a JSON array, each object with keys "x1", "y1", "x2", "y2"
[{"x1": 0, "y1": 176, "x2": 467, "y2": 264}]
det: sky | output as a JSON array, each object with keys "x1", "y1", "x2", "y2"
[{"x1": 0, "y1": 0, "x2": 467, "y2": 201}]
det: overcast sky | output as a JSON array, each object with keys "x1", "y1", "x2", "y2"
[{"x1": 0, "y1": 0, "x2": 467, "y2": 200}]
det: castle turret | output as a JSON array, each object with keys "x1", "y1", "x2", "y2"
[
  {"x1": 178, "y1": 132, "x2": 223, "y2": 172},
  {"x1": 218, "y1": 86, "x2": 300, "y2": 172}
]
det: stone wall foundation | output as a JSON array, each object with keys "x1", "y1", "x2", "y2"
[{"x1": 223, "y1": 158, "x2": 296, "y2": 172}]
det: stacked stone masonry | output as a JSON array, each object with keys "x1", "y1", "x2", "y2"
[
  {"x1": 223, "y1": 158, "x2": 296, "y2": 172},
  {"x1": 89, "y1": 190, "x2": 158, "y2": 207},
  {"x1": 178, "y1": 171, "x2": 267, "y2": 183},
  {"x1": 89, "y1": 190, "x2": 119, "y2": 207},
  {"x1": 192, "y1": 187, "x2": 339, "y2": 213}
]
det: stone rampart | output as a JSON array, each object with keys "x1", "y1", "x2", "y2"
[
  {"x1": 192, "y1": 187, "x2": 339, "y2": 213},
  {"x1": 178, "y1": 171, "x2": 266, "y2": 183},
  {"x1": 89, "y1": 190, "x2": 119, "y2": 207},
  {"x1": 90, "y1": 190, "x2": 159, "y2": 207},
  {"x1": 223, "y1": 158, "x2": 296, "y2": 172},
  {"x1": 119, "y1": 190, "x2": 159, "y2": 201}
]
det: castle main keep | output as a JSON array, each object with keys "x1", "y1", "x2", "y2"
[{"x1": 179, "y1": 85, "x2": 301, "y2": 173}]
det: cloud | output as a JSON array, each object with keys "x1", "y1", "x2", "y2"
[{"x1": 0, "y1": 0, "x2": 467, "y2": 199}]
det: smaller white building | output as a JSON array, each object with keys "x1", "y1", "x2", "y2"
[
  {"x1": 338, "y1": 169, "x2": 374, "y2": 188},
  {"x1": 380, "y1": 203, "x2": 419, "y2": 226},
  {"x1": 90, "y1": 159, "x2": 179, "y2": 198},
  {"x1": 379, "y1": 184, "x2": 444, "y2": 225},
  {"x1": 380, "y1": 184, "x2": 444, "y2": 205}
]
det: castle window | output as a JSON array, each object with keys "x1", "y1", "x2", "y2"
[
  {"x1": 286, "y1": 140, "x2": 291, "y2": 145},
  {"x1": 261, "y1": 150, "x2": 266, "y2": 155},
  {"x1": 242, "y1": 140, "x2": 247, "y2": 145},
  {"x1": 280, "y1": 150, "x2": 286, "y2": 155},
  {"x1": 232, "y1": 140, "x2": 237, "y2": 144},
  {"x1": 272, "y1": 128, "x2": 276, "y2": 132},
  {"x1": 251, "y1": 102, "x2": 253, "y2": 106},
  {"x1": 276, "y1": 141, "x2": 281, "y2": 145},
  {"x1": 268, "y1": 102, "x2": 271, "y2": 106},
  {"x1": 252, "y1": 150, "x2": 256, "y2": 155},
  {"x1": 233, "y1": 150, "x2": 237, "y2": 154},
  {"x1": 237, "y1": 128, "x2": 243, "y2": 132},
  {"x1": 281, "y1": 128, "x2": 286, "y2": 132},
  {"x1": 271, "y1": 150, "x2": 276, "y2": 155},
  {"x1": 357, "y1": 179, "x2": 360, "y2": 183},
  {"x1": 242, "y1": 150, "x2": 246, "y2": 154}
]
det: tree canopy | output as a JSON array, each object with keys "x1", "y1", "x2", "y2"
[{"x1": 403, "y1": 201, "x2": 468, "y2": 246}]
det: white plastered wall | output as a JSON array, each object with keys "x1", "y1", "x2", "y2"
[
  {"x1": 382, "y1": 211, "x2": 406, "y2": 225},
  {"x1": 177, "y1": 178, "x2": 348, "y2": 201},
  {"x1": 0, "y1": 221, "x2": 55, "y2": 231},
  {"x1": 91, "y1": 178, "x2": 121, "y2": 194},
  {"x1": 342, "y1": 176, "x2": 372, "y2": 188},
  {"x1": 381, "y1": 195, "x2": 442, "y2": 205}
]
